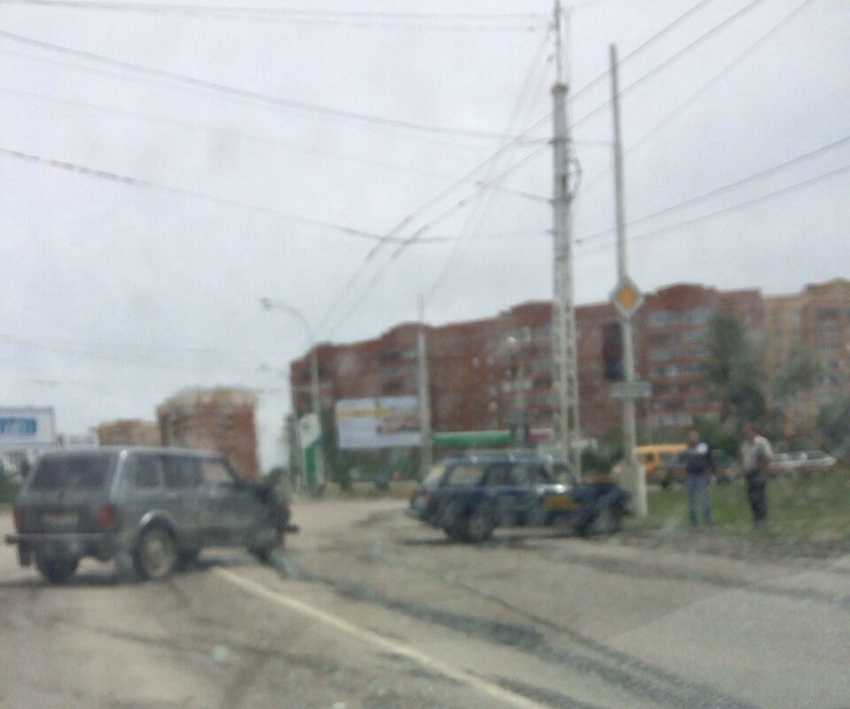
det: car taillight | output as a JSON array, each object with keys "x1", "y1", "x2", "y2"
[
  {"x1": 98, "y1": 505, "x2": 118, "y2": 531},
  {"x1": 13, "y1": 506, "x2": 23, "y2": 532}
]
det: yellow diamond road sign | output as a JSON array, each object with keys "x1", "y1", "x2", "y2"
[{"x1": 611, "y1": 277, "x2": 643, "y2": 318}]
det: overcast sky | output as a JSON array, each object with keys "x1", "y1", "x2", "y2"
[{"x1": 1, "y1": 0, "x2": 847, "y2": 469}]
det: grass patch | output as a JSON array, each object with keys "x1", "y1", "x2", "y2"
[{"x1": 629, "y1": 468, "x2": 850, "y2": 541}]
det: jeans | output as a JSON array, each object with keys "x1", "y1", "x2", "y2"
[
  {"x1": 746, "y1": 472, "x2": 768, "y2": 527},
  {"x1": 686, "y1": 473, "x2": 712, "y2": 526}
]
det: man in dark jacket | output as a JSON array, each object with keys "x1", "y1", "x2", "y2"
[{"x1": 683, "y1": 429, "x2": 714, "y2": 526}]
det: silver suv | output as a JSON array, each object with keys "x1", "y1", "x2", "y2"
[{"x1": 5, "y1": 447, "x2": 296, "y2": 583}]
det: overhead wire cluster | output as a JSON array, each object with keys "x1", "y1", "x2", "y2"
[{"x1": 0, "y1": 0, "x2": 840, "y2": 387}]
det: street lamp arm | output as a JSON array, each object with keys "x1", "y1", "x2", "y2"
[{"x1": 260, "y1": 297, "x2": 316, "y2": 346}]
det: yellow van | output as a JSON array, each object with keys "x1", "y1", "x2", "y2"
[{"x1": 611, "y1": 444, "x2": 687, "y2": 487}]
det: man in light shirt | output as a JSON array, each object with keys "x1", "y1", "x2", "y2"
[
  {"x1": 683, "y1": 429, "x2": 714, "y2": 527},
  {"x1": 740, "y1": 422, "x2": 773, "y2": 529}
]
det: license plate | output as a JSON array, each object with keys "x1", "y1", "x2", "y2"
[{"x1": 42, "y1": 512, "x2": 78, "y2": 526}]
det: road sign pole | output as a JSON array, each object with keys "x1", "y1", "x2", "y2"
[{"x1": 610, "y1": 44, "x2": 647, "y2": 516}]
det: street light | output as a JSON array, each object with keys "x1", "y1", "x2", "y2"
[{"x1": 260, "y1": 297, "x2": 325, "y2": 491}]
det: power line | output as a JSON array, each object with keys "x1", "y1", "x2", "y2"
[
  {"x1": 0, "y1": 49, "x2": 497, "y2": 156},
  {"x1": 572, "y1": 0, "x2": 770, "y2": 131},
  {"x1": 577, "y1": 161, "x2": 850, "y2": 255},
  {"x1": 0, "y1": 83, "x2": 547, "y2": 203},
  {"x1": 0, "y1": 29, "x2": 533, "y2": 141},
  {"x1": 578, "y1": 131, "x2": 850, "y2": 244},
  {"x1": 424, "y1": 28, "x2": 556, "y2": 301},
  {"x1": 568, "y1": 0, "x2": 718, "y2": 104},
  {"x1": 0, "y1": 146, "x2": 450, "y2": 245},
  {"x1": 579, "y1": 0, "x2": 820, "y2": 197},
  {"x1": 0, "y1": 2, "x2": 546, "y2": 30},
  {"x1": 320, "y1": 145, "x2": 550, "y2": 338},
  {"x1": 310, "y1": 2, "x2": 751, "y2": 332},
  {"x1": 0, "y1": 3, "x2": 546, "y2": 21},
  {"x1": 311, "y1": 113, "x2": 553, "y2": 335}
]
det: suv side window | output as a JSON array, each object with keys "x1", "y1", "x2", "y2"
[
  {"x1": 484, "y1": 463, "x2": 512, "y2": 487},
  {"x1": 445, "y1": 465, "x2": 484, "y2": 487},
  {"x1": 163, "y1": 456, "x2": 203, "y2": 489},
  {"x1": 201, "y1": 458, "x2": 235, "y2": 485},
  {"x1": 509, "y1": 464, "x2": 534, "y2": 487},
  {"x1": 529, "y1": 466, "x2": 551, "y2": 485},
  {"x1": 128, "y1": 455, "x2": 162, "y2": 490}
]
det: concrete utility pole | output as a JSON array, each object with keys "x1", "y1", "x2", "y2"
[
  {"x1": 261, "y1": 297, "x2": 325, "y2": 491},
  {"x1": 609, "y1": 44, "x2": 647, "y2": 516},
  {"x1": 551, "y1": 0, "x2": 582, "y2": 475},
  {"x1": 417, "y1": 297, "x2": 433, "y2": 478}
]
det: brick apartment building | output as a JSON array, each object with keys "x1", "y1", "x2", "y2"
[
  {"x1": 96, "y1": 419, "x2": 161, "y2": 447},
  {"x1": 290, "y1": 279, "x2": 850, "y2": 442},
  {"x1": 156, "y1": 388, "x2": 261, "y2": 480}
]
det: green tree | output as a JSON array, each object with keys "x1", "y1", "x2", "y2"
[
  {"x1": 772, "y1": 342, "x2": 822, "y2": 403},
  {"x1": 706, "y1": 312, "x2": 767, "y2": 426},
  {"x1": 816, "y1": 395, "x2": 850, "y2": 457}
]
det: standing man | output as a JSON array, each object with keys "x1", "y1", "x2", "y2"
[
  {"x1": 683, "y1": 429, "x2": 714, "y2": 527},
  {"x1": 740, "y1": 422, "x2": 773, "y2": 529}
]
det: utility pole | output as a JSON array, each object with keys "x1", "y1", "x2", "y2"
[
  {"x1": 417, "y1": 297, "x2": 433, "y2": 478},
  {"x1": 551, "y1": 0, "x2": 582, "y2": 475},
  {"x1": 609, "y1": 44, "x2": 647, "y2": 516}
]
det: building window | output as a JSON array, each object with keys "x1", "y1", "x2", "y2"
[
  {"x1": 649, "y1": 332, "x2": 679, "y2": 345},
  {"x1": 817, "y1": 341, "x2": 842, "y2": 352},
  {"x1": 684, "y1": 307, "x2": 714, "y2": 324},
  {"x1": 650, "y1": 365, "x2": 680, "y2": 378},
  {"x1": 649, "y1": 349, "x2": 680, "y2": 361},
  {"x1": 682, "y1": 329, "x2": 707, "y2": 342},
  {"x1": 647, "y1": 310, "x2": 680, "y2": 327},
  {"x1": 533, "y1": 324, "x2": 552, "y2": 340},
  {"x1": 816, "y1": 308, "x2": 840, "y2": 320}
]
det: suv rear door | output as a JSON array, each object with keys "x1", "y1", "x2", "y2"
[{"x1": 21, "y1": 452, "x2": 117, "y2": 536}]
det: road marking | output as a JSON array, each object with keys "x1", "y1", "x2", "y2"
[{"x1": 214, "y1": 567, "x2": 552, "y2": 709}]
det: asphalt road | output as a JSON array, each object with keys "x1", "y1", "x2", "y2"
[{"x1": 1, "y1": 499, "x2": 849, "y2": 709}]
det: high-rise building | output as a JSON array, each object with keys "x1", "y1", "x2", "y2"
[
  {"x1": 290, "y1": 279, "x2": 849, "y2": 441},
  {"x1": 156, "y1": 388, "x2": 260, "y2": 480},
  {"x1": 96, "y1": 419, "x2": 161, "y2": 447}
]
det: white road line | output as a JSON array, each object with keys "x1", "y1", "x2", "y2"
[{"x1": 214, "y1": 567, "x2": 553, "y2": 709}]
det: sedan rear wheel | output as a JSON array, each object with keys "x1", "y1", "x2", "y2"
[{"x1": 133, "y1": 527, "x2": 177, "y2": 580}]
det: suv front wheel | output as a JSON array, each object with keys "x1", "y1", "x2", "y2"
[
  {"x1": 462, "y1": 506, "x2": 495, "y2": 544},
  {"x1": 133, "y1": 527, "x2": 177, "y2": 580}
]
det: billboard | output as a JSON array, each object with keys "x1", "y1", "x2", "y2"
[
  {"x1": 335, "y1": 396, "x2": 421, "y2": 450},
  {"x1": 0, "y1": 408, "x2": 57, "y2": 449}
]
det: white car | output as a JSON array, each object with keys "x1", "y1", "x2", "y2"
[{"x1": 801, "y1": 450, "x2": 837, "y2": 470}]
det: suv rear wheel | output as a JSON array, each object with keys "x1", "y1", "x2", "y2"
[
  {"x1": 35, "y1": 554, "x2": 78, "y2": 584},
  {"x1": 133, "y1": 527, "x2": 177, "y2": 580}
]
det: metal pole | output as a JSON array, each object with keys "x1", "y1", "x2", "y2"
[
  {"x1": 261, "y1": 298, "x2": 325, "y2": 491},
  {"x1": 610, "y1": 44, "x2": 646, "y2": 516},
  {"x1": 417, "y1": 297, "x2": 433, "y2": 478},
  {"x1": 551, "y1": 0, "x2": 582, "y2": 475},
  {"x1": 308, "y1": 344, "x2": 326, "y2": 488}
]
